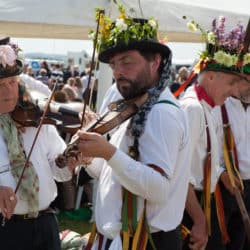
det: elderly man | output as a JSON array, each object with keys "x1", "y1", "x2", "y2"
[
  {"x1": 180, "y1": 17, "x2": 250, "y2": 250},
  {"x1": 0, "y1": 37, "x2": 78, "y2": 250}
]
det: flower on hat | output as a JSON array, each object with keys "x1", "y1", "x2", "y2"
[
  {"x1": 185, "y1": 16, "x2": 250, "y2": 73},
  {"x1": 0, "y1": 45, "x2": 17, "y2": 68},
  {"x1": 89, "y1": 2, "x2": 159, "y2": 53}
]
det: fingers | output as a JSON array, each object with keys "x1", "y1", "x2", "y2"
[
  {"x1": 189, "y1": 238, "x2": 206, "y2": 250},
  {"x1": 4, "y1": 195, "x2": 17, "y2": 219},
  {"x1": 77, "y1": 131, "x2": 99, "y2": 141},
  {"x1": 0, "y1": 187, "x2": 17, "y2": 220},
  {"x1": 66, "y1": 156, "x2": 78, "y2": 173}
]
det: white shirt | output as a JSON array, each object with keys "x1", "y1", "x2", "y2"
[
  {"x1": 180, "y1": 85, "x2": 222, "y2": 192},
  {"x1": 81, "y1": 75, "x2": 95, "y2": 94},
  {"x1": 86, "y1": 87, "x2": 191, "y2": 240},
  {"x1": 20, "y1": 73, "x2": 51, "y2": 97},
  {"x1": 0, "y1": 124, "x2": 72, "y2": 214},
  {"x1": 98, "y1": 83, "x2": 122, "y2": 114},
  {"x1": 212, "y1": 97, "x2": 250, "y2": 180}
]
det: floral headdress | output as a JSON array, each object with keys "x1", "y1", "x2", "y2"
[
  {"x1": 0, "y1": 39, "x2": 24, "y2": 79},
  {"x1": 89, "y1": 2, "x2": 171, "y2": 63},
  {"x1": 186, "y1": 16, "x2": 250, "y2": 74}
]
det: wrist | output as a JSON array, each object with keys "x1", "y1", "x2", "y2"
[{"x1": 103, "y1": 144, "x2": 116, "y2": 161}]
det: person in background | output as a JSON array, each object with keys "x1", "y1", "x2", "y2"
[
  {"x1": 176, "y1": 66, "x2": 189, "y2": 85},
  {"x1": 180, "y1": 16, "x2": 250, "y2": 250},
  {"x1": 0, "y1": 37, "x2": 79, "y2": 250},
  {"x1": 36, "y1": 68, "x2": 49, "y2": 86},
  {"x1": 74, "y1": 76, "x2": 84, "y2": 101},
  {"x1": 75, "y1": 3, "x2": 191, "y2": 249},
  {"x1": 40, "y1": 60, "x2": 51, "y2": 78}
]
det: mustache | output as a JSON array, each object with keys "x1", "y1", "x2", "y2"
[{"x1": 117, "y1": 77, "x2": 133, "y2": 83}]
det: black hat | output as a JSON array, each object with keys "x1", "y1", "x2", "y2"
[
  {"x1": 0, "y1": 36, "x2": 10, "y2": 45},
  {"x1": 90, "y1": 6, "x2": 171, "y2": 63}
]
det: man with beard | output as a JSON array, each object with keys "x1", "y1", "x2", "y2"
[{"x1": 75, "y1": 3, "x2": 191, "y2": 250}]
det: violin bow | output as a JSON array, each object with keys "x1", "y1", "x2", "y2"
[
  {"x1": 14, "y1": 83, "x2": 58, "y2": 194},
  {"x1": 242, "y1": 18, "x2": 250, "y2": 55},
  {"x1": 80, "y1": 9, "x2": 104, "y2": 127}
]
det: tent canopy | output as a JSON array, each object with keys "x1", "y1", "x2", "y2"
[{"x1": 0, "y1": 0, "x2": 249, "y2": 42}]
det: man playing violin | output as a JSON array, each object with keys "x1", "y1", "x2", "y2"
[
  {"x1": 0, "y1": 37, "x2": 79, "y2": 250},
  {"x1": 75, "y1": 4, "x2": 191, "y2": 250}
]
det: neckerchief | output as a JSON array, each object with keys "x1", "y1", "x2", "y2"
[{"x1": 0, "y1": 114, "x2": 39, "y2": 213}]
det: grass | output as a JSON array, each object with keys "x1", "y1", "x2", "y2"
[
  {"x1": 58, "y1": 217, "x2": 91, "y2": 235},
  {"x1": 57, "y1": 207, "x2": 92, "y2": 235}
]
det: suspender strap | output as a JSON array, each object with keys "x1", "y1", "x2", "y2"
[
  {"x1": 203, "y1": 116, "x2": 212, "y2": 235},
  {"x1": 214, "y1": 184, "x2": 230, "y2": 244},
  {"x1": 221, "y1": 104, "x2": 244, "y2": 191},
  {"x1": 85, "y1": 222, "x2": 97, "y2": 250},
  {"x1": 156, "y1": 99, "x2": 180, "y2": 108}
]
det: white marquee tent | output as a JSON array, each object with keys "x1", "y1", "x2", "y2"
[{"x1": 0, "y1": 0, "x2": 249, "y2": 42}]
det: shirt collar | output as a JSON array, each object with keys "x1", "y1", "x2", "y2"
[{"x1": 194, "y1": 83, "x2": 215, "y2": 108}]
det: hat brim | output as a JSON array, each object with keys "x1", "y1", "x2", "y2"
[
  {"x1": 203, "y1": 62, "x2": 250, "y2": 75},
  {"x1": 98, "y1": 40, "x2": 172, "y2": 63},
  {"x1": 0, "y1": 59, "x2": 23, "y2": 79}
]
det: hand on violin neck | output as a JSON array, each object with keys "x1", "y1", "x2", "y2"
[
  {"x1": 77, "y1": 131, "x2": 116, "y2": 161},
  {"x1": 79, "y1": 109, "x2": 99, "y2": 128}
]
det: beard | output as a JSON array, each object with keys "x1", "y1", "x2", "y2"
[{"x1": 116, "y1": 68, "x2": 153, "y2": 100}]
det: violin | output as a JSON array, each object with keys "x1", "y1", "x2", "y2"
[
  {"x1": 11, "y1": 99, "x2": 82, "y2": 128},
  {"x1": 55, "y1": 92, "x2": 149, "y2": 168},
  {"x1": 11, "y1": 85, "x2": 82, "y2": 129}
]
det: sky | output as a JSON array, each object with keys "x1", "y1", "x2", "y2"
[{"x1": 11, "y1": 37, "x2": 204, "y2": 66}]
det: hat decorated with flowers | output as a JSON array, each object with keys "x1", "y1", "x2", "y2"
[
  {"x1": 0, "y1": 38, "x2": 24, "y2": 79},
  {"x1": 89, "y1": 2, "x2": 171, "y2": 63},
  {"x1": 186, "y1": 16, "x2": 250, "y2": 74}
]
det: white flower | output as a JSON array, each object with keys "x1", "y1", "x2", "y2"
[
  {"x1": 207, "y1": 32, "x2": 216, "y2": 45},
  {"x1": 88, "y1": 31, "x2": 95, "y2": 40},
  {"x1": 115, "y1": 18, "x2": 127, "y2": 32},
  {"x1": 187, "y1": 22, "x2": 197, "y2": 32},
  {"x1": 243, "y1": 53, "x2": 250, "y2": 65},
  {"x1": 0, "y1": 45, "x2": 16, "y2": 68},
  {"x1": 148, "y1": 19, "x2": 157, "y2": 28}
]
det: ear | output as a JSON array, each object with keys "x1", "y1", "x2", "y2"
[{"x1": 151, "y1": 53, "x2": 162, "y2": 73}]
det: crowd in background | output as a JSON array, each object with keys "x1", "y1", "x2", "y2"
[{"x1": 23, "y1": 60, "x2": 98, "y2": 111}]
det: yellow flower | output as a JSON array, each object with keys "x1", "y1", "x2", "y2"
[
  {"x1": 214, "y1": 50, "x2": 225, "y2": 64},
  {"x1": 187, "y1": 22, "x2": 197, "y2": 32}
]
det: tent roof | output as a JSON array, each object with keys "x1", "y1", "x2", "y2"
[{"x1": 0, "y1": 0, "x2": 249, "y2": 42}]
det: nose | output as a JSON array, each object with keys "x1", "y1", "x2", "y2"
[{"x1": 112, "y1": 64, "x2": 124, "y2": 80}]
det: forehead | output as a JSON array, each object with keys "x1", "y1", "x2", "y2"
[
  {"x1": 0, "y1": 76, "x2": 19, "y2": 85},
  {"x1": 232, "y1": 73, "x2": 250, "y2": 84},
  {"x1": 109, "y1": 50, "x2": 141, "y2": 62}
]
